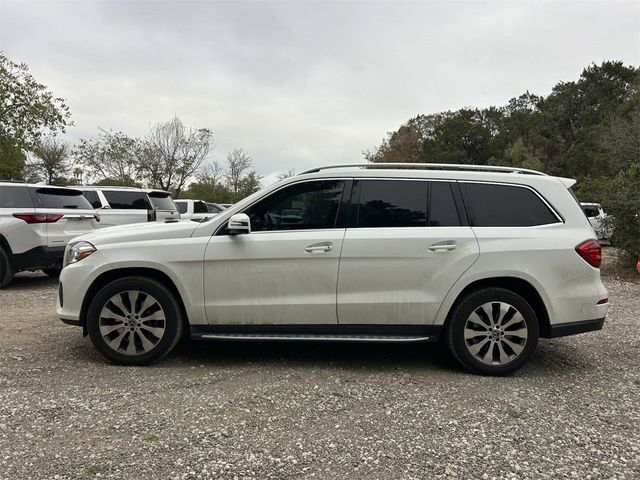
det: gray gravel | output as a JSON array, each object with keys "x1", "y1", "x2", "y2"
[{"x1": 0, "y1": 272, "x2": 638, "y2": 480}]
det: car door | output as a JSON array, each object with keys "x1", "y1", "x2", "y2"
[
  {"x1": 337, "y1": 179, "x2": 479, "y2": 325},
  {"x1": 203, "y1": 179, "x2": 349, "y2": 325}
]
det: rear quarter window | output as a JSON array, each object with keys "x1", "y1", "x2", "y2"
[
  {"x1": 102, "y1": 190, "x2": 152, "y2": 210},
  {"x1": 460, "y1": 182, "x2": 559, "y2": 227},
  {"x1": 175, "y1": 201, "x2": 188, "y2": 214},
  {"x1": 148, "y1": 193, "x2": 177, "y2": 211},
  {"x1": 32, "y1": 187, "x2": 93, "y2": 209},
  {"x1": 0, "y1": 185, "x2": 34, "y2": 208}
]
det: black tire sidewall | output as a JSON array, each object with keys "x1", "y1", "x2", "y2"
[
  {"x1": 87, "y1": 277, "x2": 183, "y2": 365},
  {"x1": 0, "y1": 248, "x2": 15, "y2": 288},
  {"x1": 448, "y1": 288, "x2": 539, "y2": 376}
]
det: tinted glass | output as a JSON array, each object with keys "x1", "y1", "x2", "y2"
[
  {"x1": 429, "y1": 182, "x2": 460, "y2": 226},
  {"x1": 102, "y1": 190, "x2": 151, "y2": 210},
  {"x1": 0, "y1": 185, "x2": 34, "y2": 208},
  {"x1": 582, "y1": 206, "x2": 599, "y2": 218},
  {"x1": 207, "y1": 203, "x2": 223, "y2": 213},
  {"x1": 357, "y1": 180, "x2": 427, "y2": 228},
  {"x1": 460, "y1": 183, "x2": 558, "y2": 227},
  {"x1": 82, "y1": 191, "x2": 102, "y2": 209},
  {"x1": 33, "y1": 187, "x2": 93, "y2": 209},
  {"x1": 194, "y1": 201, "x2": 208, "y2": 213},
  {"x1": 175, "y1": 201, "x2": 188, "y2": 214},
  {"x1": 148, "y1": 193, "x2": 177, "y2": 211},
  {"x1": 246, "y1": 180, "x2": 344, "y2": 232}
]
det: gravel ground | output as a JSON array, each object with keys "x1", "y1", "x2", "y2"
[{"x1": 0, "y1": 271, "x2": 638, "y2": 480}]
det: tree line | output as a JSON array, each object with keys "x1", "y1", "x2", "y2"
[
  {"x1": 365, "y1": 61, "x2": 639, "y2": 263},
  {"x1": 0, "y1": 52, "x2": 262, "y2": 203}
]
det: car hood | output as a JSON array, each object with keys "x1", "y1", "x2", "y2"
[{"x1": 75, "y1": 220, "x2": 200, "y2": 246}]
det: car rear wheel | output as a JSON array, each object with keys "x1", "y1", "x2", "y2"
[
  {"x1": 86, "y1": 276, "x2": 185, "y2": 365},
  {"x1": 0, "y1": 248, "x2": 15, "y2": 288},
  {"x1": 446, "y1": 288, "x2": 539, "y2": 376}
]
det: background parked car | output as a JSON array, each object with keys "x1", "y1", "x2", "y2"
[
  {"x1": 206, "y1": 202, "x2": 229, "y2": 214},
  {"x1": 0, "y1": 182, "x2": 99, "y2": 287},
  {"x1": 175, "y1": 199, "x2": 212, "y2": 220},
  {"x1": 581, "y1": 202, "x2": 611, "y2": 241},
  {"x1": 78, "y1": 186, "x2": 179, "y2": 227}
]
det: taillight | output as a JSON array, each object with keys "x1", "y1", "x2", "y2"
[
  {"x1": 636, "y1": 256, "x2": 640, "y2": 274},
  {"x1": 13, "y1": 213, "x2": 63, "y2": 224},
  {"x1": 147, "y1": 209, "x2": 156, "y2": 222},
  {"x1": 575, "y1": 239, "x2": 601, "y2": 268}
]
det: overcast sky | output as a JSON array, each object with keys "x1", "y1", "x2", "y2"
[{"x1": 1, "y1": 0, "x2": 639, "y2": 183}]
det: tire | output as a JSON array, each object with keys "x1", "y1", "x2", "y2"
[
  {"x1": 86, "y1": 276, "x2": 185, "y2": 365},
  {"x1": 446, "y1": 287, "x2": 539, "y2": 376},
  {"x1": 0, "y1": 248, "x2": 15, "y2": 289},
  {"x1": 42, "y1": 268, "x2": 62, "y2": 278}
]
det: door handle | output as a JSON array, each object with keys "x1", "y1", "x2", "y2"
[
  {"x1": 428, "y1": 241, "x2": 457, "y2": 252},
  {"x1": 305, "y1": 242, "x2": 333, "y2": 254}
]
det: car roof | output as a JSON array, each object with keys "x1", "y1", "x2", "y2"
[{"x1": 0, "y1": 181, "x2": 83, "y2": 193}]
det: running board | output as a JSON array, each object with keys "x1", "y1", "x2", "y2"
[
  {"x1": 190, "y1": 325, "x2": 441, "y2": 343},
  {"x1": 194, "y1": 333, "x2": 435, "y2": 343}
]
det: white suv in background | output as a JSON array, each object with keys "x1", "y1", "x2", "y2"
[
  {"x1": 0, "y1": 182, "x2": 99, "y2": 287},
  {"x1": 78, "y1": 187, "x2": 179, "y2": 227},
  {"x1": 174, "y1": 199, "x2": 213, "y2": 220},
  {"x1": 57, "y1": 164, "x2": 609, "y2": 375}
]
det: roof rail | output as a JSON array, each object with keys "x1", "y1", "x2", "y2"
[{"x1": 298, "y1": 163, "x2": 547, "y2": 176}]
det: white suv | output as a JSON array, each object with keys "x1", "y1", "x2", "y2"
[
  {"x1": 78, "y1": 187, "x2": 180, "y2": 227},
  {"x1": 0, "y1": 182, "x2": 99, "y2": 287},
  {"x1": 175, "y1": 199, "x2": 213, "y2": 220},
  {"x1": 56, "y1": 164, "x2": 609, "y2": 375}
]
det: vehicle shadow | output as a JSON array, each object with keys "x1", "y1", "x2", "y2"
[{"x1": 4, "y1": 272, "x2": 58, "y2": 290}]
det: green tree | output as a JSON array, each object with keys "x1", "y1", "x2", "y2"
[
  {"x1": 75, "y1": 129, "x2": 141, "y2": 186},
  {"x1": 0, "y1": 52, "x2": 71, "y2": 150},
  {"x1": 0, "y1": 136, "x2": 26, "y2": 180}
]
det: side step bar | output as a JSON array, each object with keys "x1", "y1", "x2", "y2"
[
  {"x1": 190, "y1": 325, "x2": 441, "y2": 343},
  {"x1": 193, "y1": 333, "x2": 435, "y2": 343}
]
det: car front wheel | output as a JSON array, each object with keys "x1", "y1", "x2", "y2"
[
  {"x1": 446, "y1": 288, "x2": 539, "y2": 376},
  {"x1": 86, "y1": 276, "x2": 185, "y2": 365}
]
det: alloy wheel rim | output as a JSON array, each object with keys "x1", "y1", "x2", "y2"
[
  {"x1": 99, "y1": 290, "x2": 166, "y2": 356},
  {"x1": 463, "y1": 301, "x2": 528, "y2": 366}
]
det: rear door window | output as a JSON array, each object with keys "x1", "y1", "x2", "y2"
[
  {"x1": 82, "y1": 190, "x2": 102, "y2": 209},
  {"x1": 460, "y1": 182, "x2": 559, "y2": 227},
  {"x1": 193, "y1": 201, "x2": 208, "y2": 214},
  {"x1": 175, "y1": 201, "x2": 188, "y2": 214},
  {"x1": 102, "y1": 190, "x2": 152, "y2": 210},
  {"x1": 32, "y1": 187, "x2": 93, "y2": 209},
  {"x1": 354, "y1": 180, "x2": 461, "y2": 228},
  {"x1": 0, "y1": 185, "x2": 34, "y2": 208}
]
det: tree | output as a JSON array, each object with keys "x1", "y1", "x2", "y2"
[
  {"x1": 0, "y1": 136, "x2": 26, "y2": 180},
  {"x1": 364, "y1": 124, "x2": 422, "y2": 163},
  {"x1": 75, "y1": 129, "x2": 141, "y2": 186},
  {"x1": 181, "y1": 162, "x2": 233, "y2": 202},
  {"x1": 224, "y1": 148, "x2": 261, "y2": 201},
  {"x1": 0, "y1": 52, "x2": 71, "y2": 149},
  {"x1": 143, "y1": 116, "x2": 213, "y2": 197},
  {"x1": 30, "y1": 136, "x2": 70, "y2": 184},
  {"x1": 277, "y1": 169, "x2": 296, "y2": 180}
]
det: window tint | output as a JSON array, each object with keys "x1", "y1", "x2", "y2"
[
  {"x1": 207, "y1": 203, "x2": 223, "y2": 213},
  {"x1": 582, "y1": 206, "x2": 599, "y2": 218},
  {"x1": 82, "y1": 191, "x2": 102, "y2": 209},
  {"x1": 175, "y1": 201, "x2": 188, "y2": 214},
  {"x1": 0, "y1": 185, "x2": 34, "y2": 208},
  {"x1": 102, "y1": 190, "x2": 151, "y2": 210},
  {"x1": 148, "y1": 193, "x2": 176, "y2": 211},
  {"x1": 428, "y1": 182, "x2": 461, "y2": 226},
  {"x1": 194, "y1": 201, "x2": 208, "y2": 214},
  {"x1": 460, "y1": 183, "x2": 558, "y2": 227},
  {"x1": 356, "y1": 180, "x2": 427, "y2": 228},
  {"x1": 246, "y1": 180, "x2": 344, "y2": 232},
  {"x1": 32, "y1": 187, "x2": 93, "y2": 209}
]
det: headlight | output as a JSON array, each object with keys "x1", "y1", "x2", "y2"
[{"x1": 63, "y1": 241, "x2": 96, "y2": 267}]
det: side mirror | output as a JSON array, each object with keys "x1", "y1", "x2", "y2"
[{"x1": 228, "y1": 213, "x2": 251, "y2": 235}]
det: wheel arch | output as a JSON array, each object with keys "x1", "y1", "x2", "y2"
[
  {"x1": 440, "y1": 276, "x2": 552, "y2": 338},
  {"x1": 79, "y1": 267, "x2": 190, "y2": 336}
]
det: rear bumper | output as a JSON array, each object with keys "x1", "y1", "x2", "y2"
[
  {"x1": 547, "y1": 317, "x2": 605, "y2": 338},
  {"x1": 12, "y1": 246, "x2": 66, "y2": 271}
]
